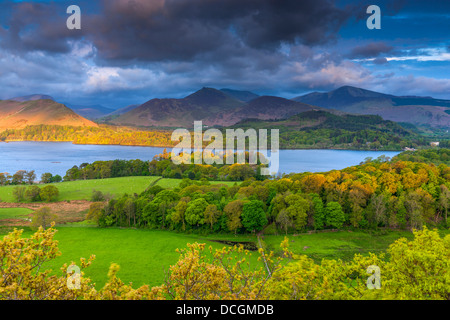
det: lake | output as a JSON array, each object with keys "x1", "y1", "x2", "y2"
[{"x1": 0, "y1": 142, "x2": 400, "y2": 178}]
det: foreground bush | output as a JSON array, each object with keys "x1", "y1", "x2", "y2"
[{"x1": 0, "y1": 225, "x2": 448, "y2": 300}]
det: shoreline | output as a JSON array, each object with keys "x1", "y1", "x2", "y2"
[{"x1": 0, "y1": 140, "x2": 405, "y2": 152}]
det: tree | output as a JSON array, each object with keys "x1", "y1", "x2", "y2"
[
  {"x1": 310, "y1": 193, "x2": 325, "y2": 230},
  {"x1": 25, "y1": 170, "x2": 36, "y2": 185},
  {"x1": 439, "y1": 184, "x2": 450, "y2": 226},
  {"x1": 276, "y1": 210, "x2": 294, "y2": 235},
  {"x1": 86, "y1": 202, "x2": 105, "y2": 226},
  {"x1": 40, "y1": 185, "x2": 59, "y2": 202},
  {"x1": 325, "y1": 201, "x2": 346, "y2": 229},
  {"x1": 12, "y1": 186, "x2": 26, "y2": 202},
  {"x1": 241, "y1": 200, "x2": 267, "y2": 233},
  {"x1": 223, "y1": 200, "x2": 244, "y2": 234},
  {"x1": 171, "y1": 200, "x2": 188, "y2": 230},
  {"x1": 52, "y1": 175, "x2": 62, "y2": 183},
  {"x1": 204, "y1": 204, "x2": 220, "y2": 230},
  {"x1": 31, "y1": 207, "x2": 57, "y2": 230},
  {"x1": 12, "y1": 170, "x2": 26, "y2": 185},
  {"x1": 41, "y1": 172, "x2": 53, "y2": 184},
  {"x1": 185, "y1": 198, "x2": 208, "y2": 226},
  {"x1": 0, "y1": 173, "x2": 8, "y2": 186},
  {"x1": 284, "y1": 194, "x2": 309, "y2": 231},
  {"x1": 25, "y1": 185, "x2": 41, "y2": 202}
]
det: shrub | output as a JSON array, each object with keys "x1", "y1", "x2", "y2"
[
  {"x1": 24, "y1": 185, "x2": 41, "y2": 202},
  {"x1": 12, "y1": 186, "x2": 27, "y2": 202},
  {"x1": 40, "y1": 185, "x2": 59, "y2": 202}
]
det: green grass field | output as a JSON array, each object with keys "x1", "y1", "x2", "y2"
[
  {"x1": 0, "y1": 176, "x2": 160, "y2": 202},
  {"x1": 0, "y1": 227, "x2": 264, "y2": 289},
  {"x1": 263, "y1": 229, "x2": 450, "y2": 263},
  {"x1": 0, "y1": 176, "x2": 240, "y2": 203},
  {"x1": 2, "y1": 222, "x2": 443, "y2": 290},
  {"x1": 0, "y1": 208, "x2": 33, "y2": 225}
]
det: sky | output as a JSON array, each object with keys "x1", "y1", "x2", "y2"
[{"x1": 0, "y1": 0, "x2": 449, "y2": 109}]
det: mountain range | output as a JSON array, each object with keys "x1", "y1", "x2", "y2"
[
  {"x1": 293, "y1": 86, "x2": 450, "y2": 128},
  {"x1": 2, "y1": 86, "x2": 449, "y2": 131},
  {"x1": 109, "y1": 87, "x2": 319, "y2": 128}
]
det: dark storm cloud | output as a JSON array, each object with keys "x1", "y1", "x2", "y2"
[
  {"x1": 0, "y1": 0, "x2": 355, "y2": 62},
  {"x1": 0, "y1": 1, "x2": 83, "y2": 53},
  {"x1": 348, "y1": 42, "x2": 393, "y2": 59}
]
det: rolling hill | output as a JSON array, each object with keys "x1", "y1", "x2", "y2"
[
  {"x1": 0, "y1": 99, "x2": 98, "y2": 131},
  {"x1": 293, "y1": 86, "x2": 450, "y2": 128},
  {"x1": 110, "y1": 88, "x2": 318, "y2": 128},
  {"x1": 231, "y1": 110, "x2": 425, "y2": 150}
]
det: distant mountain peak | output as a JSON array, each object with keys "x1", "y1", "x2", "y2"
[
  {"x1": 183, "y1": 87, "x2": 244, "y2": 108},
  {"x1": 331, "y1": 86, "x2": 390, "y2": 98},
  {"x1": 9, "y1": 94, "x2": 54, "y2": 102}
]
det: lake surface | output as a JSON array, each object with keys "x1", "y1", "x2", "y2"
[{"x1": 0, "y1": 142, "x2": 400, "y2": 178}]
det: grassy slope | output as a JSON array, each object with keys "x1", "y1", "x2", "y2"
[
  {"x1": 2, "y1": 227, "x2": 263, "y2": 289},
  {"x1": 0, "y1": 176, "x2": 160, "y2": 202},
  {"x1": 2, "y1": 225, "x2": 446, "y2": 289},
  {"x1": 0, "y1": 177, "x2": 241, "y2": 203},
  {"x1": 0, "y1": 208, "x2": 32, "y2": 224},
  {"x1": 263, "y1": 229, "x2": 450, "y2": 263}
]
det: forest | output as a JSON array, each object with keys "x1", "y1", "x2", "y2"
[{"x1": 85, "y1": 150, "x2": 450, "y2": 234}]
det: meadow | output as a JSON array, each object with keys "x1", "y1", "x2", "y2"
[
  {"x1": 0, "y1": 176, "x2": 239, "y2": 203},
  {"x1": 1, "y1": 175, "x2": 448, "y2": 291},
  {"x1": 2, "y1": 220, "x2": 443, "y2": 289}
]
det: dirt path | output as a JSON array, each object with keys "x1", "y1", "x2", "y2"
[{"x1": 0, "y1": 200, "x2": 92, "y2": 212}]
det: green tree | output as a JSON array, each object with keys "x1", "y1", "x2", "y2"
[
  {"x1": 185, "y1": 198, "x2": 208, "y2": 226},
  {"x1": 325, "y1": 201, "x2": 346, "y2": 229},
  {"x1": 52, "y1": 175, "x2": 62, "y2": 183},
  {"x1": 224, "y1": 200, "x2": 244, "y2": 234},
  {"x1": 25, "y1": 185, "x2": 41, "y2": 202},
  {"x1": 86, "y1": 202, "x2": 105, "y2": 226},
  {"x1": 12, "y1": 186, "x2": 26, "y2": 202},
  {"x1": 276, "y1": 210, "x2": 294, "y2": 235},
  {"x1": 30, "y1": 207, "x2": 57, "y2": 230},
  {"x1": 310, "y1": 193, "x2": 325, "y2": 230},
  {"x1": 40, "y1": 185, "x2": 59, "y2": 202},
  {"x1": 41, "y1": 172, "x2": 53, "y2": 184},
  {"x1": 284, "y1": 194, "x2": 309, "y2": 231},
  {"x1": 204, "y1": 204, "x2": 220, "y2": 230},
  {"x1": 241, "y1": 200, "x2": 267, "y2": 233}
]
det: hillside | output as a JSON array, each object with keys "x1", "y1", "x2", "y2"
[
  {"x1": 0, "y1": 99, "x2": 98, "y2": 131},
  {"x1": 10, "y1": 94, "x2": 55, "y2": 102},
  {"x1": 232, "y1": 110, "x2": 426, "y2": 150},
  {"x1": 220, "y1": 88, "x2": 260, "y2": 102},
  {"x1": 110, "y1": 88, "x2": 317, "y2": 128},
  {"x1": 65, "y1": 104, "x2": 115, "y2": 120},
  {"x1": 293, "y1": 86, "x2": 450, "y2": 128}
]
